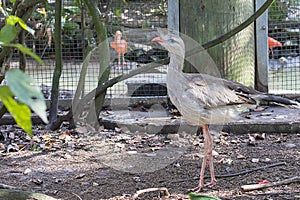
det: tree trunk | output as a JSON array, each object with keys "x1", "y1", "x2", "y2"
[
  {"x1": 49, "y1": 0, "x2": 63, "y2": 124},
  {"x1": 180, "y1": 0, "x2": 255, "y2": 87}
]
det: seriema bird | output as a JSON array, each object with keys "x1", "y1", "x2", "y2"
[
  {"x1": 110, "y1": 30, "x2": 128, "y2": 66},
  {"x1": 152, "y1": 28, "x2": 300, "y2": 191}
]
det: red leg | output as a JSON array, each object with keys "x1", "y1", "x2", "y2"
[
  {"x1": 122, "y1": 53, "x2": 126, "y2": 65},
  {"x1": 189, "y1": 125, "x2": 217, "y2": 192},
  {"x1": 118, "y1": 53, "x2": 121, "y2": 67},
  {"x1": 203, "y1": 125, "x2": 217, "y2": 187}
]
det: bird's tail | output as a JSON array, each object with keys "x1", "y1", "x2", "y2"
[{"x1": 249, "y1": 94, "x2": 300, "y2": 108}]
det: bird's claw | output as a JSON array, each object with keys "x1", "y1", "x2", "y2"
[
  {"x1": 188, "y1": 180, "x2": 217, "y2": 192},
  {"x1": 204, "y1": 180, "x2": 217, "y2": 188},
  {"x1": 188, "y1": 186, "x2": 203, "y2": 193}
]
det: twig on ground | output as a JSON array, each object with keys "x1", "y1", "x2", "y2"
[
  {"x1": 0, "y1": 183, "x2": 17, "y2": 190},
  {"x1": 215, "y1": 162, "x2": 286, "y2": 178},
  {"x1": 241, "y1": 176, "x2": 300, "y2": 191},
  {"x1": 170, "y1": 162, "x2": 286, "y2": 183},
  {"x1": 132, "y1": 187, "x2": 170, "y2": 200}
]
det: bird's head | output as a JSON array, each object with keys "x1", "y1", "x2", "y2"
[
  {"x1": 152, "y1": 28, "x2": 185, "y2": 58},
  {"x1": 115, "y1": 30, "x2": 122, "y2": 40}
]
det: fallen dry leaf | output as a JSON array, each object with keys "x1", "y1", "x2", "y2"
[
  {"x1": 42, "y1": 134, "x2": 52, "y2": 141},
  {"x1": 237, "y1": 153, "x2": 246, "y2": 159}
]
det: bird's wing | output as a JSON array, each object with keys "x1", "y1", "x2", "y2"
[
  {"x1": 184, "y1": 73, "x2": 300, "y2": 109},
  {"x1": 184, "y1": 73, "x2": 256, "y2": 109},
  {"x1": 110, "y1": 41, "x2": 117, "y2": 49},
  {"x1": 122, "y1": 39, "x2": 128, "y2": 48}
]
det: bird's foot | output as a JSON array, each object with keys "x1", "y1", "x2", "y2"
[
  {"x1": 113, "y1": 64, "x2": 122, "y2": 71},
  {"x1": 188, "y1": 180, "x2": 217, "y2": 192},
  {"x1": 204, "y1": 179, "x2": 217, "y2": 188},
  {"x1": 188, "y1": 186, "x2": 203, "y2": 193}
]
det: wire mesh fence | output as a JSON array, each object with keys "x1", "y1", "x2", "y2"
[
  {"x1": 5, "y1": 0, "x2": 300, "y2": 102},
  {"x1": 14, "y1": 0, "x2": 168, "y2": 101},
  {"x1": 268, "y1": 0, "x2": 300, "y2": 94}
]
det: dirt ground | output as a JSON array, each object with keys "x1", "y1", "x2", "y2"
[{"x1": 0, "y1": 120, "x2": 299, "y2": 200}]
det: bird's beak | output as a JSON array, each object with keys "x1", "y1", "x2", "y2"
[{"x1": 152, "y1": 37, "x2": 163, "y2": 43}]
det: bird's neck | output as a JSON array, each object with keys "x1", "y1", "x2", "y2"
[{"x1": 169, "y1": 53, "x2": 184, "y2": 72}]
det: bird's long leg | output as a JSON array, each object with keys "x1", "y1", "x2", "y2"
[
  {"x1": 203, "y1": 125, "x2": 217, "y2": 187},
  {"x1": 189, "y1": 124, "x2": 217, "y2": 192},
  {"x1": 118, "y1": 53, "x2": 121, "y2": 67},
  {"x1": 122, "y1": 53, "x2": 126, "y2": 66}
]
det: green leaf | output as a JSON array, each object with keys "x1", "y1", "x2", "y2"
[
  {"x1": 17, "y1": 18, "x2": 35, "y2": 35},
  {"x1": 6, "y1": 15, "x2": 19, "y2": 25},
  {"x1": 0, "y1": 43, "x2": 43, "y2": 64},
  {"x1": 0, "y1": 86, "x2": 32, "y2": 136},
  {"x1": 0, "y1": 24, "x2": 17, "y2": 43},
  {"x1": 64, "y1": 6, "x2": 81, "y2": 13},
  {"x1": 6, "y1": 15, "x2": 35, "y2": 35},
  {"x1": 6, "y1": 69, "x2": 48, "y2": 124},
  {"x1": 188, "y1": 193, "x2": 221, "y2": 200},
  {"x1": 115, "y1": 9, "x2": 121, "y2": 17}
]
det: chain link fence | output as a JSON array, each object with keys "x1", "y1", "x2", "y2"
[
  {"x1": 17, "y1": 0, "x2": 168, "y2": 101},
  {"x1": 268, "y1": 0, "x2": 300, "y2": 94},
  {"x1": 5, "y1": 0, "x2": 300, "y2": 102}
]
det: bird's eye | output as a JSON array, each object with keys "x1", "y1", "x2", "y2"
[{"x1": 168, "y1": 38, "x2": 175, "y2": 43}]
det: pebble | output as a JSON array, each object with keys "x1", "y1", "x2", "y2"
[{"x1": 23, "y1": 168, "x2": 32, "y2": 175}]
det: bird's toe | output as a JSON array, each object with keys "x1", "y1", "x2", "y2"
[
  {"x1": 188, "y1": 186, "x2": 203, "y2": 193},
  {"x1": 204, "y1": 180, "x2": 217, "y2": 188}
]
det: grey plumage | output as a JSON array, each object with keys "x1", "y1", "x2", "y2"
[{"x1": 152, "y1": 28, "x2": 300, "y2": 191}]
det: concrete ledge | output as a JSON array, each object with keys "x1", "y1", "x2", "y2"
[
  {"x1": 100, "y1": 107, "x2": 300, "y2": 134},
  {"x1": 1, "y1": 106, "x2": 300, "y2": 134}
]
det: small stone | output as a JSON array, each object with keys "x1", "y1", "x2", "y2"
[
  {"x1": 230, "y1": 140, "x2": 238, "y2": 144},
  {"x1": 251, "y1": 158, "x2": 259, "y2": 163},
  {"x1": 64, "y1": 154, "x2": 72, "y2": 159},
  {"x1": 264, "y1": 158, "x2": 271, "y2": 162},
  {"x1": 92, "y1": 182, "x2": 99, "y2": 186},
  {"x1": 127, "y1": 151, "x2": 137, "y2": 155},
  {"x1": 173, "y1": 162, "x2": 181, "y2": 168},
  {"x1": 212, "y1": 150, "x2": 219, "y2": 156},
  {"x1": 8, "y1": 132, "x2": 15, "y2": 139},
  {"x1": 132, "y1": 176, "x2": 141, "y2": 182},
  {"x1": 23, "y1": 168, "x2": 32, "y2": 175}
]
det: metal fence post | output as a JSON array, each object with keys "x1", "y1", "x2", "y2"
[
  {"x1": 255, "y1": 0, "x2": 269, "y2": 92},
  {"x1": 168, "y1": 0, "x2": 179, "y2": 32}
]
